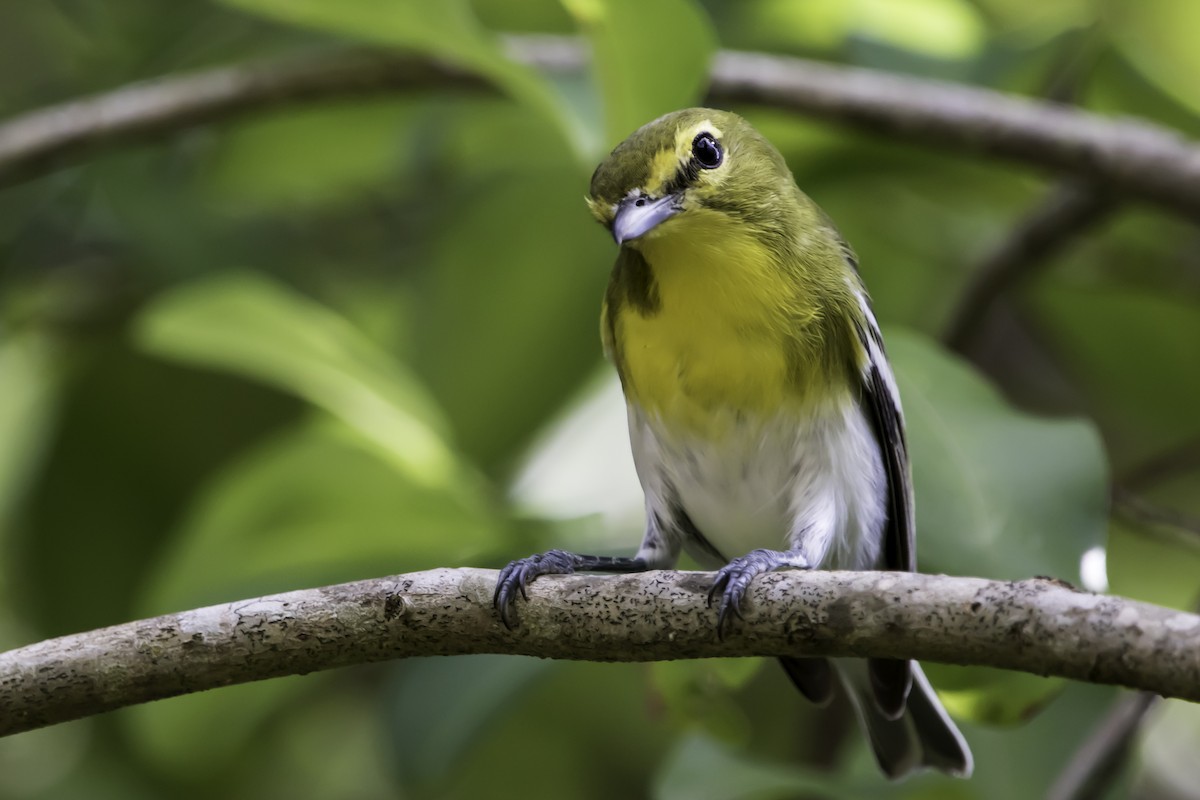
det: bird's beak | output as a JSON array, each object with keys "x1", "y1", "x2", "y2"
[{"x1": 611, "y1": 193, "x2": 680, "y2": 245}]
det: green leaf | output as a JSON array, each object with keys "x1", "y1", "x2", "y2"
[
  {"x1": 1108, "y1": 0, "x2": 1200, "y2": 116},
  {"x1": 564, "y1": 0, "x2": 716, "y2": 148},
  {"x1": 0, "y1": 334, "x2": 59, "y2": 543},
  {"x1": 887, "y1": 329, "x2": 1109, "y2": 583},
  {"x1": 134, "y1": 272, "x2": 458, "y2": 489},
  {"x1": 122, "y1": 677, "x2": 309, "y2": 780},
  {"x1": 1107, "y1": 517, "x2": 1200, "y2": 613},
  {"x1": 849, "y1": 0, "x2": 986, "y2": 61},
  {"x1": 410, "y1": 167, "x2": 612, "y2": 469},
  {"x1": 1029, "y1": 284, "x2": 1200, "y2": 463},
  {"x1": 723, "y1": 0, "x2": 986, "y2": 62},
  {"x1": 203, "y1": 100, "x2": 416, "y2": 211},
  {"x1": 218, "y1": 0, "x2": 577, "y2": 153},
  {"x1": 384, "y1": 656, "x2": 556, "y2": 788},
  {"x1": 927, "y1": 664, "x2": 1063, "y2": 726},
  {"x1": 653, "y1": 733, "x2": 865, "y2": 800},
  {"x1": 140, "y1": 418, "x2": 496, "y2": 614},
  {"x1": 648, "y1": 660, "x2": 757, "y2": 745},
  {"x1": 221, "y1": 0, "x2": 482, "y2": 61}
]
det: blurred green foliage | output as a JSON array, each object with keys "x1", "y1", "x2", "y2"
[{"x1": 1, "y1": 1, "x2": 1198, "y2": 798}]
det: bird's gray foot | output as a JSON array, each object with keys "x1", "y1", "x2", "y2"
[
  {"x1": 708, "y1": 548, "x2": 810, "y2": 638},
  {"x1": 494, "y1": 550, "x2": 646, "y2": 628}
]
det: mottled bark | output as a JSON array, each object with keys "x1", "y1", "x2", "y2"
[{"x1": 2, "y1": 568, "x2": 1197, "y2": 738}]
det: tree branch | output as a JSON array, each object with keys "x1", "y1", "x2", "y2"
[
  {"x1": 1112, "y1": 486, "x2": 1200, "y2": 542},
  {"x1": 706, "y1": 49, "x2": 1200, "y2": 219},
  {"x1": 1047, "y1": 691, "x2": 1160, "y2": 800},
  {"x1": 0, "y1": 49, "x2": 491, "y2": 187},
  {"x1": 1121, "y1": 435, "x2": 1200, "y2": 490},
  {"x1": 942, "y1": 181, "x2": 1117, "y2": 353},
  {"x1": 2, "y1": 568, "x2": 1198, "y2": 738},
  {"x1": 2, "y1": 37, "x2": 1200, "y2": 220}
]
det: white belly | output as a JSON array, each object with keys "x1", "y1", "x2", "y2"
[{"x1": 628, "y1": 402, "x2": 887, "y2": 571}]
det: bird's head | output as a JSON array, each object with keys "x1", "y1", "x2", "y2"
[{"x1": 586, "y1": 108, "x2": 797, "y2": 247}]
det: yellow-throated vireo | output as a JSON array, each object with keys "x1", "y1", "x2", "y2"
[{"x1": 495, "y1": 108, "x2": 972, "y2": 779}]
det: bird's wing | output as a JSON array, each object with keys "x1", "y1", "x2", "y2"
[
  {"x1": 822, "y1": 213, "x2": 914, "y2": 573},
  {"x1": 851, "y1": 284, "x2": 917, "y2": 717},
  {"x1": 852, "y1": 290, "x2": 915, "y2": 573}
]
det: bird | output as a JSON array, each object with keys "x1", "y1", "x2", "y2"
[{"x1": 493, "y1": 107, "x2": 972, "y2": 779}]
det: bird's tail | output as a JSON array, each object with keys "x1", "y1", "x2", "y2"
[{"x1": 837, "y1": 658, "x2": 973, "y2": 779}]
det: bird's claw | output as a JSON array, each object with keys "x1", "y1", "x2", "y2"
[
  {"x1": 707, "y1": 549, "x2": 805, "y2": 640},
  {"x1": 493, "y1": 549, "x2": 578, "y2": 629},
  {"x1": 708, "y1": 562, "x2": 753, "y2": 640}
]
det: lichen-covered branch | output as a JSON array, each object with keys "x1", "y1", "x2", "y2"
[
  {"x1": 2, "y1": 568, "x2": 1197, "y2": 738},
  {"x1": 3, "y1": 38, "x2": 1200, "y2": 220}
]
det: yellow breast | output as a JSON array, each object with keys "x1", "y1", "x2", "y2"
[{"x1": 610, "y1": 214, "x2": 818, "y2": 438}]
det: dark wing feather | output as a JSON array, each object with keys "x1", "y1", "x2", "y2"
[
  {"x1": 826, "y1": 216, "x2": 914, "y2": 572},
  {"x1": 853, "y1": 296, "x2": 915, "y2": 718},
  {"x1": 854, "y1": 312, "x2": 914, "y2": 572}
]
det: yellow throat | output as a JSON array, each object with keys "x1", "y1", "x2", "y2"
[{"x1": 605, "y1": 210, "x2": 845, "y2": 439}]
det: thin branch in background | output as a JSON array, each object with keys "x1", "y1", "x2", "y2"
[
  {"x1": 1046, "y1": 599, "x2": 1200, "y2": 800},
  {"x1": 3, "y1": 37, "x2": 1200, "y2": 219},
  {"x1": 942, "y1": 181, "x2": 1117, "y2": 354},
  {"x1": 1112, "y1": 486, "x2": 1200, "y2": 542},
  {"x1": 1046, "y1": 691, "x2": 1160, "y2": 800},
  {"x1": 943, "y1": 31, "x2": 1117, "y2": 357},
  {"x1": 1120, "y1": 436, "x2": 1200, "y2": 490},
  {"x1": 0, "y1": 49, "x2": 492, "y2": 187},
  {"x1": 705, "y1": 48, "x2": 1200, "y2": 220}
]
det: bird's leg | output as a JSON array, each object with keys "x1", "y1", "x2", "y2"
[
  {"x1": 493, "y1": 549, "x2": 649, "y2": 628},
  {"x1": 494, "y1": 514, "x2": 681, "y2": 629},
  {"x1": 708, "y1": 548, "x2": 812, "y2": 638}
]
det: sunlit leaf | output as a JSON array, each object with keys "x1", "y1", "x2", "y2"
[
  {"x1": 852, "y1": 0, "x2": 986, "y2": 61},
  {"x1": 713, "y1": 0, "x2": 985, "y2": 61},
  {"x1": 135, "y1": 272, "x2": 458, "y2": 488},
  {"x1": 1107, "y1": 0, "x2": 1200, "y2": 116}
]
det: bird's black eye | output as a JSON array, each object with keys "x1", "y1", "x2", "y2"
[{"x1": 692, "y1": 132, "x2": 723, "y2": 169}]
